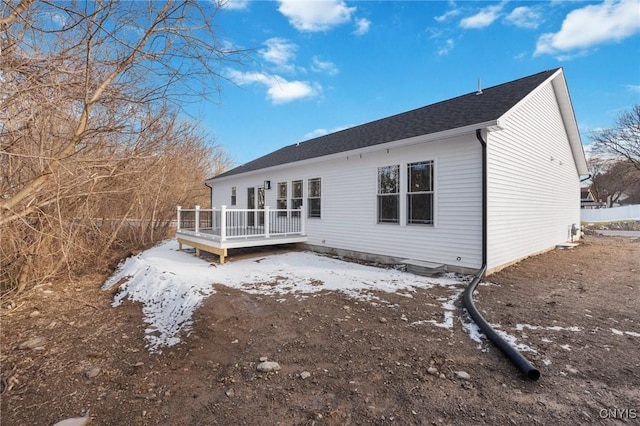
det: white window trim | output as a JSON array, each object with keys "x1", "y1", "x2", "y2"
[
  {"x1": 307, "y1": 177, "x2": 321, "y2": 219},
  {"x1": 376, "y1": 164, "x2": 400, "y2": 225}
]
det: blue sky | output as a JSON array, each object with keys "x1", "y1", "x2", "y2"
[{"x1": 195, "y1": 0, "x2": 640, "y2": 166}]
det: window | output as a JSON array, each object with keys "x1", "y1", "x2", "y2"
[
  {"x1": 407, "y1": 161, "x2": 434, "y2": 225},
  {"x1": 377, "y1": 165, "x2": 399, "y2": 223},
  {"x1": 277, "y1": 182, "x2": 287, "y2": 216},
  {"x1": 307, "y1": 178, "x2": 321, "y2": 218},
  {"x1": 291, "y1": 180, "x2": 303, "y2": 217},
  {"x1": 231, "y1": 186, "x2": 236, "y2": 206}
]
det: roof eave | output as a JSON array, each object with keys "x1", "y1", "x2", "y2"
[
  {"x1": 207, "y1": 119, "x2": 501, "y2": 183},
  {"x1": 551, "y1": 72, "x2": 589, "y2": 176}
]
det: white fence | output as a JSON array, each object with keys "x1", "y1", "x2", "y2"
[{"x1": 581, "y1": 204, "x2": 640, "y2": 223}]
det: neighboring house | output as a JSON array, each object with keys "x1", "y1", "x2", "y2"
[
  {"x1": 200, "y1": 68, "x2": 588, "y2": 275},
  {"x1": 581, "y1": 187, "x2": 606, "y2": 209}
]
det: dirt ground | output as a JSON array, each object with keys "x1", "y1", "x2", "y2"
[{"x1": 1, "y1": 233, "x2": 639, "y2": 425}]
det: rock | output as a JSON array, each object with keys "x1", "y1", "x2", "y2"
[
  {"x1": 565, "y1": 365, "x2": 579, "y2": 374},
  {"x1": 379, "y1": 317, "x2": 388, "y2": 323},
  {"x1": 85, "y1": 367, "x2": 101, "y2": 378},
  {"x1": 455, "y1": 370, "x2": 471, "y2": 380},
  {"x1": 53, "y1": 417, "x2": 90, "y2": 426},
  {"x1": 18, "y1": 336, "x2": 46, "y2": 350},
  {"x1": 29, "y1": 310, "x2": 41, "y2": 318},
  {"x1": 225, "y1": 388, "x2": 235, "y2": 398},
  {"x1": 259, "y1": 356, "x2": 269, "y2": 362},
  {"x1": 427, "y1": 367, "x2": 439, "y2": 376},
  {"x1": 256, "y1": 361, "x2": 281, "y2": 372},
  {"x1": 300, "y1": 371, "x2": 311, "y2": 379}
]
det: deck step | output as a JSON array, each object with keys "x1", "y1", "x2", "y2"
[
  {"x1": 401, "y1": 259, "x2": 446, "y2": 276},
  {"x1": 556, "y1": 243, "x2": 579, "y2": 250}
]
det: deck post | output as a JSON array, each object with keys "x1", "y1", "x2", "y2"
[
  {"x1": 265, "y1": 206, "x2": 270, "y2": 238},
  {"x1": 176, "y1": 206, "x2": 182, "y2": 232},
  {"x1": 300, "y1": 204, "x2": 306, "y2": 235},
  {"x1": 195, "y1": 205, "x2": 200, "y2": 234},
  {"x1": 220, "y1": 205, "x2": 227, "y2": 242}
]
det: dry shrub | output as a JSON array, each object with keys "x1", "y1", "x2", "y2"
[{"x1": 0, "y1": 0, "x2": 238, "y2": 294}]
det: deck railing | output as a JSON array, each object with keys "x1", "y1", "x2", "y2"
[{"x1": 176, "y1": 205, "x2": 306, "y2": 241}]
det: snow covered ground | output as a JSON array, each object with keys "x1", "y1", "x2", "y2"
[{"x1": 103, "y1": 240, "x2": 490, "y2": 352}]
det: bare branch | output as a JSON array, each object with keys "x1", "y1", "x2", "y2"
[
  {"x1": 590, "y1": 105, "x2": 640, "y2": 171},
  {"x1": 0, "y1": 0, "x2": 34, "y2": 27}
]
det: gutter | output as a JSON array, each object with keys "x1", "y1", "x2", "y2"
[
  {"x1": 461, "y1": 129, "x2": 541, "y2": 381},
  {"x1": 208, "y1": 120, "x2": 502, "y2": 183}
]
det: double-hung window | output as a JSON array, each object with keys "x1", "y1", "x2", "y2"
[
  {"x1": 407, "y1": 161, "x2": 434, "y2": 225},
  {"x1": 307, "y1": 178, "x2": 321, "y2": 218},
  {"x1": 291, "y1": 180, "x2": 303, "y2": 217},
  {"x1": 231, "y1": 186, "x2": 237, "y2": 206},
  {"x1": 377, "y1": 165, "x2": 399, "y2": 223},
  {"x1": 277, "y1": 182, "x2": 287, "y2": 216}
]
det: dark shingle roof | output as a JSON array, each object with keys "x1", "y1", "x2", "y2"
[{"x1": 212, "y1": 69, "x2": 559, "y2": 180}]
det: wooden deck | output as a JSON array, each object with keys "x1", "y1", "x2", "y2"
[{"x1": 176, "y1": 206, "x2": 308, "y2": 263}]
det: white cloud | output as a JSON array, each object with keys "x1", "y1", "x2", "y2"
[
  {"x1": 505, "y1": 6, "x2": 543, "y2": 29},
  {"x1": 514, "y1": 51, "x2": 527, "y2": 61},
  {"x1": 303, "y1": 124, "x2": 351, "y2": 140},
  {"x1": 220, "y1": 0, "x2": 249, "y2": 10},
  {"x1": 304, "y1": 128, "x2": 330, "y2": 140},
  {"x1": 311, "y1": 56, "x2": 339, "y2": 76},
  {"x1": 260, "y1": 38, "x2": 298, "y2": 72},
  {"x1": 435, "y1": 9, "x2": 461, "y2": 22},
  {"x1": 227, "y1": 69, "x2": 320, "y2": 104},
  {"x1": 438, "y1": 39, "x2": 455, "y2": 56},
  {"x1": 460, "y1": 4, "x2": 504, "y2": 29},
  {"x1": 50, "y1": 13, "x2": 66, "y2": 27},
  {"x1": 625, "y1": 84, "x2": 640, "y2": 92},
  {"x1": 354, "y1": 17, "x2": 371, "y2": 35},
  {"x1": 535, "y1": 0, "x2": 640, "y2": 56},
  {"x1": 278, "y1": 0, "x2": 355, "y2": 32}
]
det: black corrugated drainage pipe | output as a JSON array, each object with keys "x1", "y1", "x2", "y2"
[{"x1": 462, "y1": 129, "x2": 541, "y2": 381}]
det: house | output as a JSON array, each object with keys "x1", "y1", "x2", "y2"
[
  {"x1": 581, "y1": 187, "x2": 606, "y2": 209},
  {"x1": 182, "y1": 68, "x2": 588, "y2": 275}
]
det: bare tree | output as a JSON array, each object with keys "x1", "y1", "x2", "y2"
[
  {"x1": 1, "y1": 1, "x2": 240, "y2": 294},
  {"x1": 588, "y1": 158, "x2": 640, "y2": 207},
  {"x1": 590, "y1": 105, "x2": 640, "y2": 171}
]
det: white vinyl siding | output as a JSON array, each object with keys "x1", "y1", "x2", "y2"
[
  {"x1": 486, "y1": 81, "x2": 581, "y2": 272},
  {"x1": 210, "y1": 136, "x2": 482, "y2": 270}
]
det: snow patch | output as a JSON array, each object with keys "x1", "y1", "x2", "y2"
[
  {"x1": 492, "y1": 326, "x2": 537, "y2": 353},
  {"x1": 103, "y1": 242, "x2": 219, "y2": 352},
  {"x1": 103, "y1": 240, "x2": 465, "y2": 352},
  {"x1": 516, "y1": 324, "x2": 582, "y2": 332}
]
